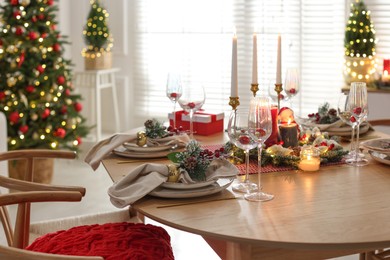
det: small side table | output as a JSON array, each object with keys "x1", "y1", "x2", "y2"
[{"x1": 74, "y1": 68, "x2": 120, "y2": 141}]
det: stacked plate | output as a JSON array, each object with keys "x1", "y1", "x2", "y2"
[
  {"x1": 150, "y1": 178, "x2": 234, "y2": 199},
  {"x1": 298, "y1": 118, "x2": 370, "y2": 137},
  {"x1": 361, "y1": 138, "x2": 390, "y2": 166},
  {"x1": 113, "y1": 141, "x2": 174, "y2": 159}
]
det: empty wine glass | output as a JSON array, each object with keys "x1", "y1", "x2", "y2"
[
  {"x1": 227, "y1": 109, "x2": 258, "y2": 193},
  {"x1": 284, "y1": 68, "x2": 300, "y2": 100},
  {"x1": 178, "y1": 83, "x2": 205, "y2": 139},
  {"x1": 347, "y1": 82, "x2": 368, "y2": 167},
  {"x1": 166, "y1": 73, "x2": 183, "y2": 129},
  {"x1": 245, "y1": 96, "x2": 274, "y2": 202}
]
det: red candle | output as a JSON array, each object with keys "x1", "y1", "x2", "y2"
[{"x1": 265, "y1": 105, "x2": 279, "y2": 147}]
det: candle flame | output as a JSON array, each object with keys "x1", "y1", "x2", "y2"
[{"x1": 385, "y1": 70, "x2": 389, "y2": 76}]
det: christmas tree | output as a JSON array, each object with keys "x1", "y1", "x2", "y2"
[
  {"x1": 343, "y1": 0, "x2": 377, "y2": 84},
  {"x1": 0, "y1": 0, "x2": 89, "y2": 151},
  {"x1": 82, "y1": 0, "x2": 112, "y2": 57}
]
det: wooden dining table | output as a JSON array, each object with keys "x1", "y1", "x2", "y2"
[{"x1": 102, "y1": 131, "x2": 390, "y2": 260}]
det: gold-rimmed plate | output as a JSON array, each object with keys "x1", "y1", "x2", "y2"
[
  {"x1": 113, "y1": 146, "x2": 172, "y2": 159},
  {"x1": 123, "y1": 142, "x2": 172, "y2": 152}
]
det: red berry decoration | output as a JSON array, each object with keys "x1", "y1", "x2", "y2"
[
  {"x1": 353, "y1": 107, "x2": 362, "y2": 115},
  {"x1": 289, "y1": 89, "x2": 296, "y2": 94},
  {"x1": 350, "y1": 116, "x2": 356, "y2": 123},
  {"x1": 239, "y1": 135, "x2": 250, "y2": 145},
  {"x1": 74, "y1": 102, "x2": 82, "y2": 112},
  {"x1": 57, "y1": 75, "x2": 65, "y2": 85},
  {"x1": 9, "y1": 112, "x2": 20, "y2": 124},
  {"x1": 188, "y1": 102, "x2": 196, "y2": 109},
  {"x1": 19, "y1": 125, "x2": 29, "y2": 134},
  {"x1": 278, "y1": 94, "x2": 284, "y2": 100},
  {"x1": 170, "y1": 93, "x2": 178, "y2": 98},
  {"x1": 256, "y1": 128, "x2": 266, "y2": 137},
  {"x1": 328, "y1": 143, "x2": 335, "y2": 151},
  {"x1": 26, "y1": 85, "x2": 35, "y2": 93},
  {"x1": 53, "y1": 43, "x2": 61, "y2": 52},
  {"x1": 41, "y1": 108, "x2": 50, "y2": 119},
  {"x1": 54, "y1": 128, "x2": 66, "y2": 138}
]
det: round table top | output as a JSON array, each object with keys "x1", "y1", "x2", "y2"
[{"x1": 103, "y1": 132, "x2": 390, "y2": 252}]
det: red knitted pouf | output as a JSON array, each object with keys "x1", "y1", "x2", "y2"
[{"x1": 26, "y1": 222, "x2": 174, "y2": 260}]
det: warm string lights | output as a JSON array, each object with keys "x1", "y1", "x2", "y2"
[
  {"x1": 0, "y1": 0, "x2": 88, "y2": 151},
  {"x1": 343, "y1": 0, "x2": 377, "y2": 83}
]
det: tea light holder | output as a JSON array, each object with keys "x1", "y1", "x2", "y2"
[{"x1": 298, "y1": 146, "x2": 321, "y2": 172}]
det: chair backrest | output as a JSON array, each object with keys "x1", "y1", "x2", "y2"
[
  {"x1": 0, "y1": 150, "x2": 101, "y2": 260},
  {"x1": 368, "y1": 119, "x2": 390, "y2": 135},
  {"x1": 0, "y1": 112, "x2": 8, "y2": 179}
]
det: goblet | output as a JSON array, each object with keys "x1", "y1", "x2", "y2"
[
  {"x1": 227, "y1": 109, "x2": 258, "y2": 193},
  {"x1": 347, "y1": 82, "x2": 368, "y2": 167},
  {"x1": 284, "y1": 68, "x2": 300, "y2": 101},
  {"x1": 245, "y1": 96, "x2": 274, "y2": 202},
  {"x1": 178, "y1": 83, "x2": 205, "y2": 139},
  {"x1": 166, "y1": 73, "x2": 183, "y2": 129}
]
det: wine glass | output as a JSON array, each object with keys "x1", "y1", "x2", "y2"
[
  {"x1": 284, "y1": 68, "x2": 300, "y2": 104},
  {"x1": 245, "y1": 96, "x2": 274, "y2": 202},
  {"x1": 347, "y1": 82, "x2": 369, "y2": 167},
  {"x1": 227, "y1": 109, "x2": 258, "y2": 193},
  {"x1": 337, "y1": 92, "x2": 362, "y2": 160},
  {"x1": 166, "y1": 73, "x2": 183, "y2": 129},
  {"x1": 178, "y1": 83, "x2": 205, "y2": 139},
  {"x1": 268, "y1": 80, "x2": 289, "y2": 104}
]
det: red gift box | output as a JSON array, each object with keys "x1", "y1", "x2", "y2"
[{"x1": 168, "y1": 110, "x2": 224, "y2": 136}]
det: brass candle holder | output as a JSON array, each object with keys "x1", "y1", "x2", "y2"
[
  {"x1": 250, "y1": 83, "x2": 259, "y2": 97},
  {"x1": 229, "y1": 96, "x2": 240, "y2": 110},
  {"x1": 274, "y1": 83, "x2": 283, "y2": 112}
]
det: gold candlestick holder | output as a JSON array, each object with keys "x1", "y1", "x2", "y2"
[
  {"x1": 274, "y1": 83, "x2": 283, "y2": 113},
  {"x1": 229, "y1": 96, "x2": 240, "y2": 110},
  {"x1": 250, "y1": 83, "x2": 259, "y2": 97}
]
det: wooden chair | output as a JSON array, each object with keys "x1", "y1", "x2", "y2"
[{"x1": 0, "y1": 149, "x2": 174, "y2": 260}]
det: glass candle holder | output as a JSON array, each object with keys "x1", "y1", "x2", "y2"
[{"x1": 298, "y1": 145, "x2": 321, "y2": 172}]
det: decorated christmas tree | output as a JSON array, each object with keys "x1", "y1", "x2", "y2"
[
  {"x1": 343, "y1": 0, "x2": 377, "y2": 85},
  {"x1": 0, "y1": 0, "x2": 89, "y2": 151},
  {"x1": 81, "y1": 0, "x2": 113, "y2": 69}
]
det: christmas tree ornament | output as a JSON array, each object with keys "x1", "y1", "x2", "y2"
[
  {"x1": 11, "y1": 0, "x2": 18, "y2": 6},
  {"x1": 7, "y1": 77, "x2": 17, "y2": 87},
  {"x1": 30, "y1": 113, "x2": 38, "y2": 121},
  {"x1": 9, "y1": 111, "x2": 20, "y2": 124},
  {"x1": 19, "y1": 0, "x2": 30, "y2": 7},
  {"x1": 19, "y1": 125, "x2": 29, "y2": 134}
]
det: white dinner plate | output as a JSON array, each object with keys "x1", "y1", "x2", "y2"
[
  {"x1": 361, "y1": 138, "x2": 390, "y2": 154},
  {"x1": 326, "y1": 123, "x2": 370, "y2": 137},
  {"x1": 123, "y1": 142, "x2": 172, "y2": 152},
  {"x1": 113, "y1": 146, "x2": 172, "y2": 159},
  {"x1": 149, "y1": 178, "x2": 234, "y2": 199},
  {"x1": 368, "y1": 150, "x2": 390, "y2": 166},
  {"x1": 161, "y1": 179, "x2": 217, "y2": 190}
]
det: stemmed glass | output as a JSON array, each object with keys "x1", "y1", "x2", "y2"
[
  {"x1": 245, "y1": 96, "x2": 274, "y2": 202},
  {"x1": 166, "y1": 73, "x2": 183, "y2": 129},
  {"x1": 178, "y1": 83, "x2": 205, "y2": 139},
  {"x1": 337, "y1": 92, "x2": 359, "y2": 160},
  {"x1": 347, "y1": 82, "x2": 369, "y2": 166},
  {"x1": 284, "y1": 68, "x2": 300, "y2": 103},
  {"x1": 227, "y1": 109, "x2": 258, "y2": 193}
]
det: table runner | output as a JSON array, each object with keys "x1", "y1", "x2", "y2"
[{"x1": 202, "y1": 144, "x2": 345, "y2": 175}]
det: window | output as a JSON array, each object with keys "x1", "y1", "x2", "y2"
[{"x1": 132, "y1": 0, "x2": 387, "y2": 126}]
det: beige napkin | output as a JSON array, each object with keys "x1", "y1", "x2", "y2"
[
  {"x1": 84, "y1": 133, "x2": 190, "y2": 170},
  {"x1": 107, "y1": 159, "x2": 238, "y2": 208}
]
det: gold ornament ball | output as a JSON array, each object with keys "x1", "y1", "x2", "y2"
[
  {"x1": 136, "y1": 131, "x2": 147, "y2": 147},
  {"x1": 7, "y1": 77, "x2": 17, "y2": 87},
  {"x1": 19, "y1": 0, "x2": 30, "y2": 6},
  {"x1": 167, "y1": 164, "x2": 180, "y2": 183}
]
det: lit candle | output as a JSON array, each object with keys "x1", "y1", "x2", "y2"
[
  {"x1": 279, "y1": 119, "x2": 298, "y2": 148},
  {"x1": 382, "y1": 70, "x2": 390, "y2": 82},
  {"x1": 383, "y1": 59, "x2": 390, "y2": 73},
  {"x1": 299, "y1": 146, "x2": 320, "y2": 172},
  {"x1": 252, "y1": 32, "x2": 258, "y2": 84},
  {"x1": 231, "y1": 32, "x2": 238, "y2": 97},
  {"x1": 276, "y1": 34, "x2": 282, "y2": 84}
]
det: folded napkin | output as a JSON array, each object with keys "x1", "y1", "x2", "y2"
[
  {"x1": 108, "y1": 159, "x2": 238, "y2": 208},
  {"x1": 84, "y1": 133, "x2": 190, "y2": 170}
]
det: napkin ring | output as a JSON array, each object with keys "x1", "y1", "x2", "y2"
[{"x1": 167, "y1": 164, "x2": 180, "y2": 182}]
